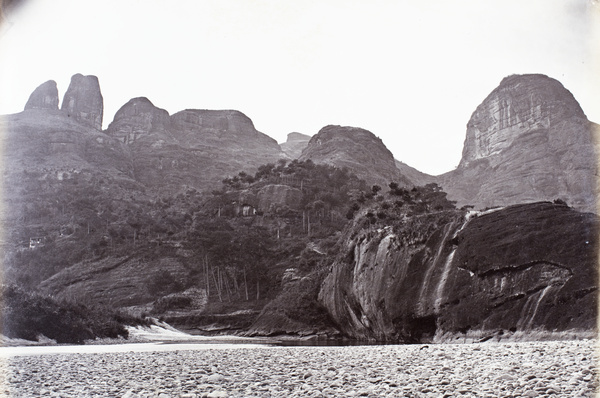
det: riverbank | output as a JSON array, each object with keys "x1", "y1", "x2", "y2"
[{"x1": 2, "y1": 338, "x2": 597, "y2": 397}]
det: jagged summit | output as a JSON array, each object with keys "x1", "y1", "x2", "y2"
[{"x1": 60, "y1": 73, "x2": 104, "y2": 130}]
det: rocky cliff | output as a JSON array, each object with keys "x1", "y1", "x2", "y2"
[
  {"x1": 438, "y1": 74, "x2": 598, "y2": 213},
  {"x1": 24, "y1": 80, "x2": 59, "y2": 111},
  {"x1": 105, "y1": 103, "x2": 286, "y2": 192},
  {"x1": 300, "y1": 125, "x2": 412, "y2": 187},
  {"x1": 318, "y1": 202, "x2": 597, "y2": 342},
  {"x1": 61, "y1": 73, "x2": 104, "y2": 130},
  {"x1": 107, "y1": 97, "x2": 172, "y2": 145}
]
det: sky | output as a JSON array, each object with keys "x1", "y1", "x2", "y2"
[{"x1": 0, "y1": 0, "x2": 598, "y2": 175}]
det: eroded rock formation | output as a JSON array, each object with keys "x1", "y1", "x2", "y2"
[
  {"x1": 438, "y1": 74, "x2": 598, "y2": 212},
  {"x1": 61, "y1": 73, "x2": 104, "y2": 130},
  {"x1": 24, "y1": 80, "x2": 59, "y2": 111},
  {"x1": 318, "y1": 202, "x2": 598, "y2": 342},
  {"x1": 106, "y1": 105, "x2": 285, "y2": 192},
  {"x1": 106, "y1": 97, "x2": 171, "y2": 145}
]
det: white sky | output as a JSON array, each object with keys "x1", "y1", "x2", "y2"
[{"x1": 0, "y1": 0, "x2": 598, "y2": 175}]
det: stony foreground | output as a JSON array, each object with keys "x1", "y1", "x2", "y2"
[{"x1": 1, "y1": 339, "x2": 597, "y2": 397}]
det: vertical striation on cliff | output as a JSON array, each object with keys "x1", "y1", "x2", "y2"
[
  {"x1": 460, "y1": 74, "x2": 586, "y2": 165},
  {"x1": 438, "y1": 74, "x2": 598, "y2": 213},
  {"x1": 319, "y1": 202, "x2": 598, "y2": 343}
]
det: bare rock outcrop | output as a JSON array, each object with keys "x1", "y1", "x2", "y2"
[
  {"x1": 300, "y1": 125, "x2": 412, "y2": 187},
  {"x1": 318, "y1": 202, "x2": 598, "y2": 343},
  {"x1": 61, "y1": 73, "x2": 104, "y2": 130},
  {"x1": 106, "y1": 105, "x2": 286, "y2": 192},
  {"x1": 106, "y1": 97, "x2": 171, "y2": 145},
  {"x1": 24, "y1": 80, "x2": 59, "y2": 111},
  {"x1": 460, "y1": 74, "x2": 586, "y2": 165},
  {"x1": 438, "y1": 74, "x2": 598, "y2": 212},
  {"x1": 169, "y1": 109, "x2": 280, "y2": 153}
]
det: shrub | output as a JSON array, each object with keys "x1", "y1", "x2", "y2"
[{"x1": 1, "y1": 284, "x2": 147, "y2": 344}]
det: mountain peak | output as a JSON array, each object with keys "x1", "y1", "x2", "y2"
[
  {"x1": 300, "y1": 125, "x2": 411, "y2": 187},
  {"x1": 106, "y1": 97, "x2": 171, "y2": 144},
  {"x1": 461, "y1": 73, "x2": 586, "y2": 166},
  {"x1": 24, "y1": 80, "x2": 59, "y2": 111},
  {"x1": 439, "y1": 74, "x2": 597, "y2": 212},
  {"x1": 60, "y1": 73, "x2": 104, "y2": 130}
]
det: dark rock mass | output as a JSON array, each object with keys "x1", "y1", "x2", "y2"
[
  {"x1": 61, "y1": 73, "x2": 104, "y2": 130},
  {"x1": 318, "y1": 202, "x2": 598, "y2": 343},
  {"x1": 438, "y1": 74, "x2": 598, "y2": 212},
  {"x1": 300, "y1": 125, "x2": 412, "y2": 187},
  {"x1": 24, "y1": 80, "x2": 59, "y2": 111},
  {"x1": 280, "y1": 132, "x2": 311, "y2": 159}
]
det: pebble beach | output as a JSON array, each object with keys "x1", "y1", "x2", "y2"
[{"x1": 1, "y1": 339, "x2": 597, "y2": 398}]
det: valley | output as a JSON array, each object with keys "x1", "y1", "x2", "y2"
[{"x1": 0, "y1": 72, "x2": 597, "y2": 344}]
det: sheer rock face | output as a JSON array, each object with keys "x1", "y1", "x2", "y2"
[
  {"x1": 460, "y1": 74, "x2": 586, "y2": 165},
  {"x1": 24, "y1": 80, "x2": 59, "y2": 111},
  {"x1": 300, "y1": 125, "x2": 412, "y2": 187},
  {"x1": 280, "y1": 132, "x2": 311, "y2": 159},
  {"x1": 318, "y1": 203, "x2": 598, "y2": 343},
  {"x1": 439, "y1": 74, "x2": 598, "y2": 212},
  {"x1": 61, "y1": 73, "x2": 104, "y2": 130}
]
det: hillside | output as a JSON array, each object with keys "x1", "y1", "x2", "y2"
[{"x1": 1, "y1": 72, "x2": 597, "y2": 343}]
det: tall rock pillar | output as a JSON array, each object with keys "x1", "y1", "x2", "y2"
[{"x1": 61, "y1": 73, "x2": 104, "y2": 130}]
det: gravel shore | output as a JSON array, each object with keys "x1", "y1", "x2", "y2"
[{"x1": 1, "y1": 339, "x2": 597, "y2": 397}]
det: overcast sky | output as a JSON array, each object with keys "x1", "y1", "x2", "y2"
[{"x1": 0, "y1": 0, "x2": 598, "y2": 175}]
